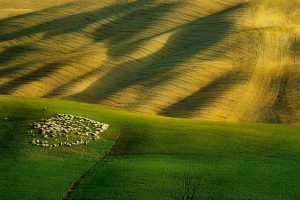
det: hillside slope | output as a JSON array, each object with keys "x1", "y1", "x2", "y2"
[
  {"x1": 0, "y1": 0, "x2": 299, "y2": 123},
  {"x1": 1, "y1": 95, "x2": 300, "y2": 199}
]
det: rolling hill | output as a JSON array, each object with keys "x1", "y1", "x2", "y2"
[
  {"x1": 0, "y1": 0, "x2": 299, "y2": 124},
  {"x1": 1, "y1": 1, "x2": 300, "y2": 199},
  {"x1": 1, "y1": 95, "x2": 300, "y2": 199}
]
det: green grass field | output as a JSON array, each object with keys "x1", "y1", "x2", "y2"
[
  {"x1": 1, "y1": 0, "x2": 300, "y2": 199},
  {"x1": 1, "y1": 95, "x2": 300, "y2": 199}
]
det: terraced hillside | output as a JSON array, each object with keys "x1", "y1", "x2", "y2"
[{"x1": 0, "y1": 0, "x2": 299, "y2": 123}]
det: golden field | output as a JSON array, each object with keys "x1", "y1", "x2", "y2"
[{"x1": 0, "y1": 0, "x2": 299, "y2": 123}]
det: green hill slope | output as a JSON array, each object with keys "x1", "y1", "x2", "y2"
[
  {"x1": 0, "y1": 96, "x2": 117, "y2": 199},
  {"x1": 0, "y1": 0, "x2": 299, "y2": 123},
  {"x1": 0, "y1": 96, "x2": 300, "y2": 199}
]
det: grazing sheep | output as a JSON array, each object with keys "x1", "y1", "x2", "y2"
[{"x1": 30, "y1": 113, "x2": 109, "y2": 147}]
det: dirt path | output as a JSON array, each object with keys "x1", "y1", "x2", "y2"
[{"x1": 61, "y1": 129, "x2": 124, "y2": 200}]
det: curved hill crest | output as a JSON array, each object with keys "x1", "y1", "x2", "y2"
[{"x1": 0, "y1": 0, "x2": 299, "y2": 124}]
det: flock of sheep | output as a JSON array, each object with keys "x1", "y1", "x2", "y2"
[{"x1": 30, "y1": 114, "x2": 109, "y2": 148}]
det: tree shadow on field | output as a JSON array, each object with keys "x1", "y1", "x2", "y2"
[
  {"x1": 0, "y1": 0, "x2": 148, "y2": 41},
  {"x1": 43, "y1": 66, "x2": 102, "y2": 98},
  {"x1": 43, "y1": 2, "x2": 180, "y2": 98},
  {"x1": 70, "y1": 3, "x2": 248, "y2": 103},
  {"x1": 294, "y1": 39, "x2": 300, "y2": 57},
  {"x1": 0, "y1": 45, "x2": 36, "y2": 65},
  {"x1": 0, "y1": 1, "x2": 85, "y2": 27},
  {"x1": 93, "y1": 2, "x2": 182, "y2": 57},
  {"x1": 160, "y1": 69, "x2": 245, "y2": 117},
  {"x1": 0, "y1": 63, "x2": 32, "y2": 79},
  {"x1": 0, "y1": 62, "x2": 63, "y2": 94}
]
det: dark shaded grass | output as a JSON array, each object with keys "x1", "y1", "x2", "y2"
[
  {"x1": 1, "y1": 84, "x2": 300, "y2": 199},
  {"x1": 0, "y1": 96, "x2": 116, "y2": 200},
  {"x1": 55, "y1": 95, "x2": 300, "y2": 199},
  {"x1": 70, "y1": 155, "x2": 300, "y2": 200}
]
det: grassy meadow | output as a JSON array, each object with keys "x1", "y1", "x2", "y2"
[
  {"x1": 0, "y1": 95, "x2": 117, "y2": 199},
  {"x1": 1, "y1": 95, "x2": 299, "y2": 199},
  {"x1": 1, "y1": 0, "x2": 300, "y2": 199}
]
